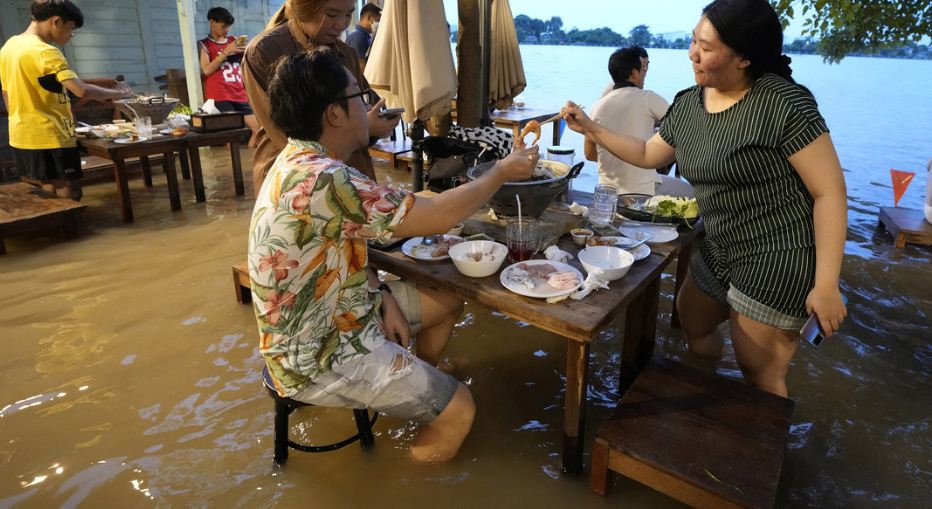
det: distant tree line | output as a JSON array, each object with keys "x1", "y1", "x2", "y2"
[{"x1": 512, "y1": 14, "x2": 931, "y2": 61}]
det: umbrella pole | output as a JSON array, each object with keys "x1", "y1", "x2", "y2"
[
  {"x1": 410, "y1": 119, "x2": 425, "y2": 192},
  {"x1": 478, "y1": 0, "x2": 492, "y2": 127}
]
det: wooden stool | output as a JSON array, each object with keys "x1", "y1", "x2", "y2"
[
  {"x1": 878, "y1": 206, "x2": 932, "y2": 248},
  {"x1": 591, "y1": 360, "x2": 794, "y2": 509},
  {"x1": 233, "y1": 261, "x2": 250, "y2": 303},
  {"x1": 262, "y1": 366, "x2": 377, "y2": 465}
]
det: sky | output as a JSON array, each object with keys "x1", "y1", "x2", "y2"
[{"x1": 441, "y1": 0, "x2": 806, "y2": 40}]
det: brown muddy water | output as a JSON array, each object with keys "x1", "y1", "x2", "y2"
[{"x1": 1, "y1": 147, "x2": 929, "y2": 508}]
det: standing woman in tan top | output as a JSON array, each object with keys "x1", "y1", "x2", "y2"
[{"x1": 242, "y1": 0, "x2": 399, "y2": 193}]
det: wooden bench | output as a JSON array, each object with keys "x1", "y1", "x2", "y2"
[
  {"x1": 590, "y1": 359, "x2": 794, "y2": 509},
  {"x1": 368, "y1": 138, "x2": 413, "y2": 168},
  {"x1": 0, "y1": 182, "x2": 87, "y2": 254},
  {"x1": 879, "y1": 206, "x2": 932, "y2": 248},
  {"x1": 233, "y1": 261, "x2": 251, "y2": 304}
]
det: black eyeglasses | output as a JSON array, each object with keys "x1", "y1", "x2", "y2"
[{"x1": 334, "y1": 88, "x2": 372, "y2": 106}]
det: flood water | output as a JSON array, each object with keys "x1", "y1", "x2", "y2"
[{"x1": 2, "y1": 53, "x2": 931, "y2": 509}]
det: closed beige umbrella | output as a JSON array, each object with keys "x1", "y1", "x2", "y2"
[
  {"x1": 489, "y1": 0, "x2": 525, "y2": 110},
  {"x1": 364, "y1": 0, "x2": 457, "y2": 124}
]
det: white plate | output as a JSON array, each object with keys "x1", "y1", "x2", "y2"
[
  {"x1": 499, "y1": 260, "x2": 584, "y2": 299},
  {"x1": 619, "y1": 225, "x2": 679, "y2": 244},
  {"x1": 159, "y1": 128, "x2": 172, "y2": 135},
  {"x1": 113, "y1": 136, "x2": 149, "y2": 144},
  {"x1": 587, "y1": 236, "x2": 651, "y2": 262},
  {"x1": 75, "y1": 126, "x2": 91, "y2": 134},
  {"x1": 401, "y1": 235, "x2": 463, "y2": 261}
]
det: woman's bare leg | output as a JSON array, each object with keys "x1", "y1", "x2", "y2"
[
  {"x1": 677, "y1": 273, "x2": 730, "y2": 357},
  {"x1": 729, "y1": 311, "x2": 800, "y2": 397},
  {"x1": 244, "y1": 114, "x2": 260, "y2": 148}
]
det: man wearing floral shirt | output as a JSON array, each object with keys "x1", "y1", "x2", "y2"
[{"x1": 248, "y1": 47, "x2": 538, "y2": 462}]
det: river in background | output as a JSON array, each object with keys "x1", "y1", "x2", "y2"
[{"x1": 0, "y1": 47, "x2": 929, "y2": 508}]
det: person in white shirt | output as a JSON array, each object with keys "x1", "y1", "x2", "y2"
[{"x1": 586, "y1": 46, "x2": 692, "y2": 196}]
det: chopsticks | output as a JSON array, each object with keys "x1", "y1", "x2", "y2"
[{"x1": 539, "y1": 106, "x2": 583, "y2": 126}]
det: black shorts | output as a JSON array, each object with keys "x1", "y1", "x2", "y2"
[
  {"x1": 214, "y1": 100, "x2": 254, "y2": 115},
  {"x1": 13, "y1": 147, "x2": 83, "y2": 181}
]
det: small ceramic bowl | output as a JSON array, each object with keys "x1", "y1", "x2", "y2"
[
  {"x1": 449, "y1": 240, "x2": 507, "y2": 278},
  {"x1": 447, "y1": 223, "x2": 465, "y2": 236},
  {"x1": 578, "y1": 245, "x2": 635, "y2": 281},
  {"x1": 570, "y1": 228, "x2": 593, "y2": 246}
]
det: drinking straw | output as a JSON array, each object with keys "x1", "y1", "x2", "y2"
[{"x1": 515, "y1": 194, "x2": 523, "y2": 236}]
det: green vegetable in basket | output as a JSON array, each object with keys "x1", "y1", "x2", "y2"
[{"x1": 171, "y1": 103, "x2": 193, "y2": 116}]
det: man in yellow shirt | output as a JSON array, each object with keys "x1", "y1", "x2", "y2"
[{"x1": 0, "y1": 0, "x2": 130, "y2": 200}]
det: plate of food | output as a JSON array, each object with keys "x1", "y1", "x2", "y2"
[
  {"x1": 75, "y1": 126, "x2": 91, "y2": 135},
  {"x1": 499, "y1": 260, "x2": 584, "y2": 299},
  {"x1": 401, "y1": 235, "x2": 464, "y2": 261},
  {"x1": 586, "y1": 236, "x2": 651, "y2": 261},
  {"x1": 113, "y1": 135, "x2": 148, "y2": 144},
  {"x1": 617, "y1": 193, "x2": 700, "y2": 227},
  {"x1": 619, "y1": 225, "x2": 679, "y2": 244}
]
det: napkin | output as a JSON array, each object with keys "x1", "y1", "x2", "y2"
[
  {"x1": 570, "y1": 271, "x2": 610, "y2": 300},
  {"x1": 543, "y1": 245, "x2": 571, "y2": 264},
  {"x1": 568, "y1": 202, "x2": 589, "y2": 217},
  {"x1": 201, "y1": 99, "x2": 221, "y2": 114}
]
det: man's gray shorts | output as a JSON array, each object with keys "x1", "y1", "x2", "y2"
[{"x1": 291, "y1": 281, "x2": 459, "y2": 423}]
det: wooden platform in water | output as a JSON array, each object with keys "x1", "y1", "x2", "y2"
[
  {"x1": 879, "y1": 206, "x2": 932, "y2": 248},
  {"x1": 0, "y1": 182, "x2": 87, "y2": 254}
]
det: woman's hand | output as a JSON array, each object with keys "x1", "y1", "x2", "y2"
[
  {"x1": 562, "y1": 101, "x2": 596, "y2": 135},
  {"x1": 496, "y1": 146, "x2": 539, "y2": 182},
  {"x1": 805, "y1": 285, "x2": 847, "y2": 337},
  {"x1": 380, "y1": 289, "x2": 412, "y2": 348}
]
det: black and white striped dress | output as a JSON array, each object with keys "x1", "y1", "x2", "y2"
[{"x1": 659, "y1": 73, "x2": 829, "y2": 320}]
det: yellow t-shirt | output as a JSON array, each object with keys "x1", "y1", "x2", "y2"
[{"x1": 0, "y1": 33, "x2": 79, "y2": 149}]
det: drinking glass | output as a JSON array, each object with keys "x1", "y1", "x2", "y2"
[
  {"x1": 506, "y1": 218, "x2": 540, "y2": 262},
  {"x1": 135, "y1": 116, "x2": 152, "y2": 137},
  {"x1": 591, "y1": 184, "x2": 618, "y2": 225}
]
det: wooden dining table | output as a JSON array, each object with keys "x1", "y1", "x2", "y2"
[
  {"x1": 452, "y1": 106, "x2": 566, "y2": 146},
  {"x1": 368, "y1": 214, "x2": 680, "y2": 474},
  {"x1": 79, "y1": 128, "x2": 250, "y2": 222}
]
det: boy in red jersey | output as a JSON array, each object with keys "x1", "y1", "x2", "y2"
[{"x1": 198, "y1": 7, "x2": 258, "y2": 146}]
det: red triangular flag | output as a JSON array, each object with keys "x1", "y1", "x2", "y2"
[{"x1": 890, "y1": 169, "x2": 915, "y2": 207}]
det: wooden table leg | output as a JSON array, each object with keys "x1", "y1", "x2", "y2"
[
  {"x1": 552, "y1": 118, "x2": 564, "y2": 145},
  {"x1": 229, "y1": 142, "x2": 244, "y2": 196},
  {"x1": 140, "y1": 156, "x2": 153, "y2": 188},
  {"x1": 620, "y1": 277, "x2": 660, "y2": 393},
  {"x1": 163, "y1": 152, "x2": 181, "y2": 211},
  {"x1": 112, "y1": 158, "x2": 133, "y2": 223},
  {"x1": 178, "y1": 149, "x2": 191, "y2": 180},
  {"x1": 563, "y1": 340, "x2": 590, "y2": 475},
  {"x1": 188, "y1": 146, "x2": 206, "y2": 203},
  {"x1": 671, "y1": 239, "x2": 694, "y2": 329}
]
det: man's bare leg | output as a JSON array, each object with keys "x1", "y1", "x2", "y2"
[
  {"x1": 409, "y1": 383, "x2": 475, "y2": 462},
  {"x1": 413, "y1": 286, "x2": 464, "y2": 365}
]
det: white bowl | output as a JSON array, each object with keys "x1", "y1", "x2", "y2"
[
  {"x1": 447, "y1": 222, "x2": 464, "y2": 236},
  {"x1": 448, "y1": 240, "x2": 507, "y2": 278},
  {"x1": 578, "y1": 245, "x2": 634, "y2": 281}
]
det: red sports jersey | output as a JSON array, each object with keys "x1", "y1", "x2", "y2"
[{"x1": 199, "y1": 36, "x2": 248, "y2": 103}]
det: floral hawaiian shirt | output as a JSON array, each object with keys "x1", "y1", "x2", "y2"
[{"x1": 248, "y1": 139, "x2": 414, "y2": 396}]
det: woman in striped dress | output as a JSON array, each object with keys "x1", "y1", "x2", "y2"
[{"x1": 563, "y1": 0, "x2": 848, "y2": 397}]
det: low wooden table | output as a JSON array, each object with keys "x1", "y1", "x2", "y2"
[
  {"x1": 591, "y1": 360, "x2": 794, "y2": 508},
  {"x1": 0, "y1": 182, "x2": 86, "y2": 253},
  {"x1": 879, "y1": 206, "x2": 932, "y2": 248},
  {"x1": 369, "y1": 227, "x2": 677, "y2": 474},
  {"x1": 80, "y1": 136, "x2": 185, "y2": 223},
  {"x1": 184, "y1": 128, "x2": 250, "y2": 201}
]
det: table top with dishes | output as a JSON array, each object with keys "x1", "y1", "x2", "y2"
[{"x1": 369, "y1": 204, "x2": 684, "y2": 343}]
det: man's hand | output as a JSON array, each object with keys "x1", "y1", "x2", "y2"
[
  {"x1": 112, "y1": 82, "x2": 133, "y2": 99},
  {"x1": 222, "y1": 44, "x2": 245, "y2": 57},
  {"x1": 367, "y1": 98, "x2": 401, "y2": 140},
  {"x1": 380, "y1": 289, "x2": 412, "y2": 348},
  {"x1": 493, "y1": 146, "x2": 539, "y2": 182}
]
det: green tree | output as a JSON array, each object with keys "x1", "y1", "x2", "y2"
[
  {"x1": 548, "y1": 16, "x2": 563, "y2": 33},
  {"x1": 771, "y1": 0, "x2": 932, "y2": 62},
  {"x1": 628, "y1": 24, "x2": 652, "y2": 47}
]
